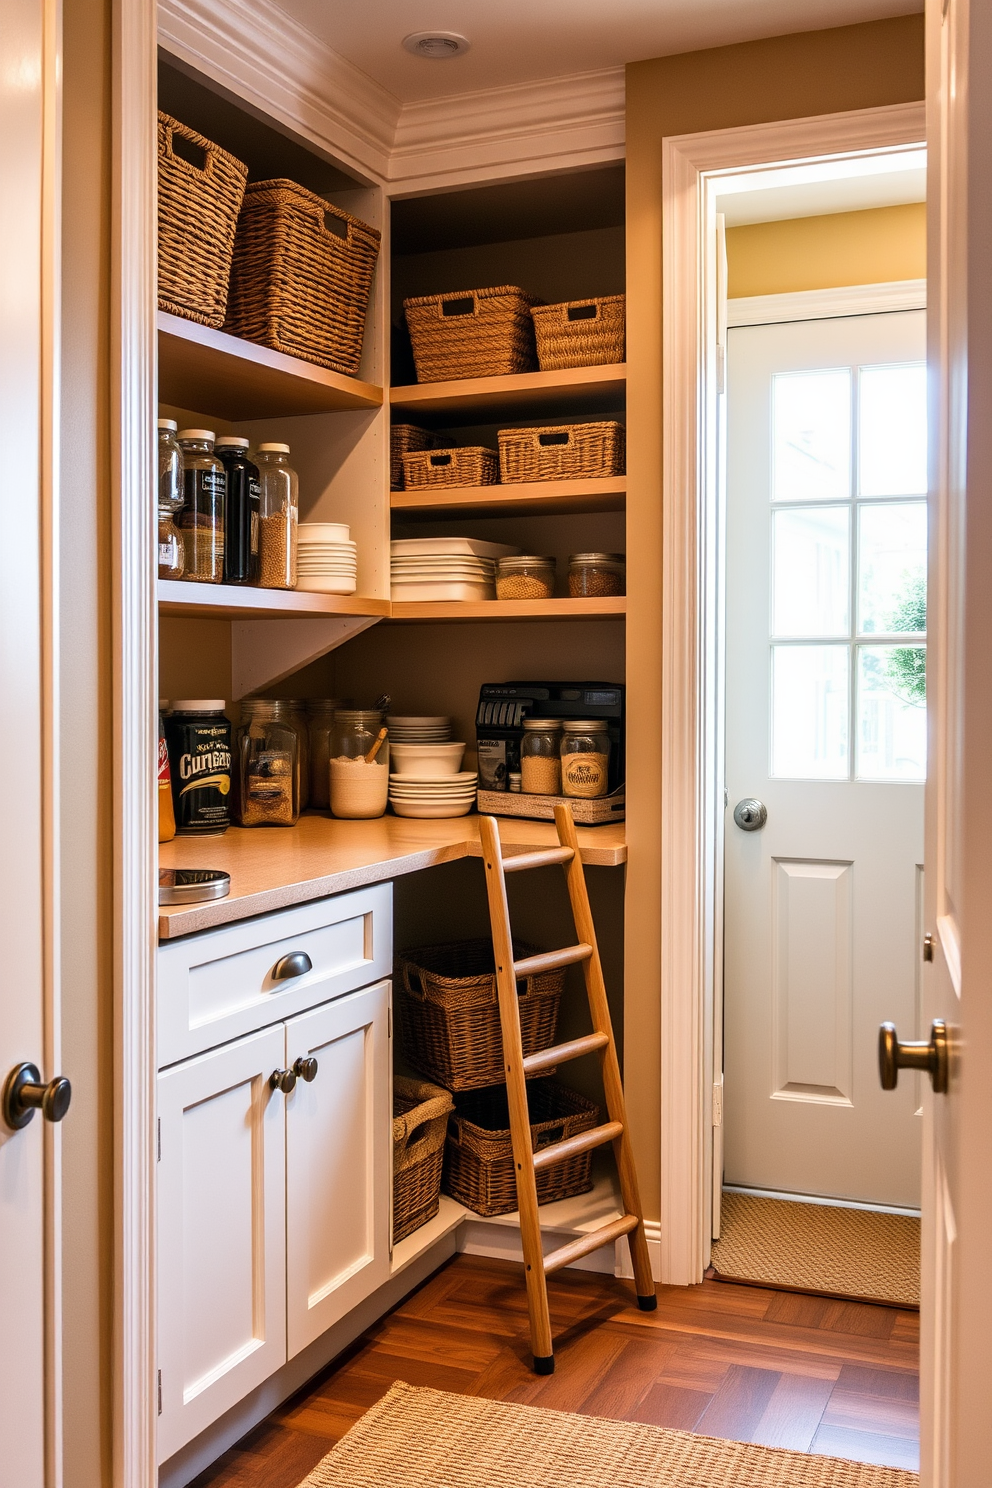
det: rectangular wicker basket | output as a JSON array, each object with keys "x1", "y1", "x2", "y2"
[
  {"x1": 402, "y1": 447, "x2": 499, "y2": 489},
  {"x1": 223, "y1": 179, "x2": 381, "y2": 375},
  {"x1": 396, "y1": 938, "x2": 563, "y2": 1092},
  {"x1": 531, "y1": 295, "x2": 626, "y2": 371},
  {"x1": 498, "y1": 421, "x2": 625, "y2": 483},
  {"x1": 443, "y1": 1080, "x2": 600, "y2": 1217},
  {"x1": 403, "y1": 286, "x2": 542, "y2": 383},
  {"x1": 393, "y1": 1076, "x2": 454, "y2": 1243},
  {"x1": 391, "y1": 424, "x2": 437, "y2": 490},
  {"x1": 157, "y1": 112, "x2": 247, "y2": 329}
]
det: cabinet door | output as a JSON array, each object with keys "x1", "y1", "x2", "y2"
[
  {"x1": 157, "y1": 1025, "x2": 287, "y2": 1463},
  {"x1": 285, "y1": 980, "x2": 391, "y2": 1358}
]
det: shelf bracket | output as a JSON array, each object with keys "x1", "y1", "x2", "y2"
[{"x1": 231, "y1": 616, "x2": 380, "y2": 698}]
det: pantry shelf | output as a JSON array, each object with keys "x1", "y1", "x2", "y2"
[
  {"x1": 157, "y1": 312, "x2": 384, "y2": 420},
  {"x1": 158, "y1": 580, "x2": 390, "y2": 620},
  {"x1": 390, "y1": 475, "x2": 626, "y2": 519},
  {"x1": 388, "y1": 597, "x2": 625, "y2": 622},
  {"x1": 389, "y1": 363, "x2": 626, "y2": 424}
]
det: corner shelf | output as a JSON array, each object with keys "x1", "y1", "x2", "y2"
[
  {"x1": 391, "y1": 476, "x2": 626, "y2": 519},
  {"x1": 158, "y1": 580, "x2": 389, "y2": 621},
  {"x1": 389, "y1": 363, "x2": 626, "y2": 424},
  {"x1": 388, "y1": 597, "x2": 625, "y2": 622},
  {"x1": 157, "y1": 312, "x2": 384, "y2": 420}
]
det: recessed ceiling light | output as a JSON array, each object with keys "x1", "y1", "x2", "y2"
[{"x1": 402, "y1": 31, "x2": 470, "y2": 60}]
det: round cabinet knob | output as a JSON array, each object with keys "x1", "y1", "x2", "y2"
[
  {"x1": 733, "y1": 798, "x2": 767, "y2": 832},
  {"x1": 2, "y1": 1063, "x2": 73, "y2": 1131},
  {"x1": 879, "y1": 1019, "x2": 949, "y2": 1094},
  {"x1": 293, "y1": 1057, "x2": 318, "y2": 1083},
  {"x1": 269, "y1": 1067, "x2": 297, "y2": 1095}
]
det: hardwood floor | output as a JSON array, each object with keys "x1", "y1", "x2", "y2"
[{"x1": 190, "y1": 1255, "x2": 920, "y2": 1487}]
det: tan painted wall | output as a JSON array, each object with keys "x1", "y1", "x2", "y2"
[
  {"x1": 726, "y1": 202, "x2": 926, "y2": 298},
  {"x1": 625, "y1": 14, "x2": 925, "y2": 1217}
]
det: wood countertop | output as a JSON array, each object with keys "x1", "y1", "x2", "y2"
[{"x1": 159, "y1": 812, "x2": 626, "y2": 941}]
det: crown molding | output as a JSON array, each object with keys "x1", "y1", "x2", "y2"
[{"x1": 728, "y1": 278, "x2": 926, "y2": 327}]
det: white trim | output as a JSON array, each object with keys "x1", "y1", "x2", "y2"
[
  {"x1": 722, "y1": 1185, "x2": 922, "y2": 1218},
  {"x1": 660, "y1": 101, "x2": 926, "y2": 1287},
  {"x1": 728, "y1": 278, "x2": 927, "y2": 327}
]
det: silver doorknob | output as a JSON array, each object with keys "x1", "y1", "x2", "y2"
[
  {"x1": 3, "y1": 1062, "x2": 72, "y2": 1131},
  {"x1": 879, "y1": 1019, "x2": 949, "y2": 1094},
  {"x1": 733, "y1": 798, "x2": 767, "y2": 831}
]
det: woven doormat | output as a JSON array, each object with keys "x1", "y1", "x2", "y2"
[
  {"x1": 710, "y1": 1193, "x2": 920, "y2": 1308},
  {"x1": 297, "y1": 1381, "x2": 917, "y2": 1488}
]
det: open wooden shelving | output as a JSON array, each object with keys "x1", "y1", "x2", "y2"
[
  {"x1": 389, "y1": 363, "x2": 626, "y2": 423},
  {"x1": 391, "y1": 475, "x2": 626, "y2": 519},
  {"x1": 388, "y1": 597, "x2": 625, "y2": 622},
  {"x1": 158, "y1": 580, "x2": 389, "y2": 621}
]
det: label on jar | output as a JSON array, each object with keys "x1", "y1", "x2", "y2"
[
  {"x1": 561, "y1": 751, "x2": 609, "y2": 798},
  {"x1": 166, "y1": 716, "x2": 232, "y2": 833}
]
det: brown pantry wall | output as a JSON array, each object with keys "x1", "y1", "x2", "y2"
[{"x1": 624, "y1": 12, "x2": 925, "y2": 1218}]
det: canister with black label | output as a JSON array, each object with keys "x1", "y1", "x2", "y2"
[{"x1": 165, "y1": 701, "x2": 232, "y2": 834}]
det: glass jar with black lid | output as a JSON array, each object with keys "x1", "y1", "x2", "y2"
[
  {"x1": 177, "y1": 430, "x2": 226, "y2": 584},
  {"x1": 215, "y1": 436, "x2": 260, "y2": 585}
]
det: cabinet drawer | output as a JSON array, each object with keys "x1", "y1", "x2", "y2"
[{"x1": 158, "y1": 884, "x2": 392, "y2": 1066}]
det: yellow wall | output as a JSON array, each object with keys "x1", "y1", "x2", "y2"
[
  {"x1": 726, "y1": 202, "x2": 926, "y2": 298},
  {"x1": 624, "y1": 14, "x2": 925, "y2": 1219}
]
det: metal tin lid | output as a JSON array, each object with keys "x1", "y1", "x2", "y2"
[
  {"x1": 170, "y1": 699, "x2": 226, "y2": 713},
  {"x1": 214, "y1": 435, "x2": 250, "y2": 449},
  {"x1": 496, "y1": 555, "x2": 556, "y2": 567},
  {"x1": 562, "y1": 720, "x2": 609, "y2": 732},
  {"x1": 568, "y1": 553, "x2": 625, "y2": 565},
  {"x1": 522, "y1": 717, "x2": 563, "y2": 730},
  {"x1": 159, "y1": 868, "x2": 231, "y2": 904},
  {"x1": 176, "y1": 429, "x2": 216, "y2": 443},
  {"x1": 257, "y1": 442, "x2": 291, "y2": 453}
]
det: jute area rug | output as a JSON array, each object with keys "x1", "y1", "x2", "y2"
[
  {"x1": 297, "y1": 1381, "x2": 918, "y2": 1488},
  {"x1": 710, "y1": 1193, "x2": 920, "y2": 1309}
]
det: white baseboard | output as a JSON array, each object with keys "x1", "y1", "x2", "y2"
[{"x1": 461, "y1": 1216, "x2": 663, "y2": 1283}]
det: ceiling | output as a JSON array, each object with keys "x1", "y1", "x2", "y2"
[
  {"x1": 278, "y1": 0, "x2": 922, "y2": 103},
  {"x1": 716, "y1": 149, "x2": 926, "y2": 225}
]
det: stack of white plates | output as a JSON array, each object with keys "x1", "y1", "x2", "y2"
[
  {"x1": 388, "y1": 771, "x2": 479, "y2": 819},
  {"x1": 386, "y1": 715, "x2": 452, "y2": 743},
  {"x1": 297, "y1": 522, "x2": 357, "y2": 595},
  {"x1": 390, "y1": 538, "x2": 520, "y2": 603}
]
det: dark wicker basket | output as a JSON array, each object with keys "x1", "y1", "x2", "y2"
[
  {"x1": 443, "y1": 1080, "x2": 600, "y2": 1217},
  {"x1": 223, "y1": 179, "x2": 381, "y2": 375},
  {"x1": 531, "y1": 296, "x2": 626, "y2": 371},
  {"x1": 393, "y1": 1076, "x2": 453, "y2": 1244},
  {"x1": 391, "y1": 424, "x2": 437, "y2": 490},
  {"x1": 402, "y1": 447, "x2": 499, "y2": 489},
  {"x1": 157, "y1": 112, "x2": 247, "y2": 329},
  {"x1": 498, "y1": 422, "x2": 625, "y2": 483},
  {"x1": 403, "y1": 286, "x2": 542, "y2": 383},
  {"x1": 396, "y1": 938, "x2": 563, "y2": 1092}
]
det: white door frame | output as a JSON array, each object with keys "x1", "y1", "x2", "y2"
[{"x1": 659, "y1": 99, "x2": 926, "y2": 1285}]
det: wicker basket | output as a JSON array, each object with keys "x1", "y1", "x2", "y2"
[
  {"x1": 444, "y1": 1080, "x2": 600, "y2": 1217},
  {"x1": 391, "y1": 425, "x2": 437, "y2": 490},
  {"x1": 531, "y1": 295, "x2": 626, "y2": 371},
  {"x1": 393, "y1": 1076, "x2": 454, "y2": 1243},
  {"x1": 402, "y1": 447, "x2": 499, "y2": 489},
  {"x1": 396, "y1": 938, "x2": 563, "y2": 1092},
  {"x1": 498, "y1": 422, "x2": 625, "y2": 483},
  {"x1": 157, "y1": 112, "x2": 248, "y2": 329},
  {"x1": 403, "y1": 286, "x2": 542, "y2": 383},
  {"x1": 223, "y1": 179, "x2": 381, "y2": 375}
]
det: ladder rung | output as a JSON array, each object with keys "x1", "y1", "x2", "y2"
[
  {"x1": 532, "y1": 1120, "x2": 623, "y2": 1172},
  {"x1": 543, "y1": 1214, "x2": 640, "y2": 1275},
  {"x1": 514, "y1": 944, "x2": 592, "y2": 979},
  {"x1": 521, "y1": 1031, "x2": 609, "y2": 1075},
  {"x1": 501, "y1": 846, "x2": 575, "y2": 874}
]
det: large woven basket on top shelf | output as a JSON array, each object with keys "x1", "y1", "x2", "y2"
[
  {"x1": 223, "y1": 179, "x2": 381, "y2": 375},
  {"x1": 498, "y1": 421, "x2": 626, "y2": 483},
  {"x1": 396, "y1": 938, "x2": 564, "y2": 1092},
  {"x1": 531, "y1": 295, "x2": 626, "y2": 371},
  {"x1": 393, "y1": 1076, "x2": 454, "y2": 1243},
  {"x1": 402, "y1": 447, "x2": 500, "y2": 489},
  {"x1": 403, "y1": 286, "x2": 542, "y2": 383},
  {"x1": 391, "y1": 424, "x2": 437, "y2": 490},
  {"x1": 444, "y1": 1080, "x2": 600, "y2": 1217},
  {"x1": 157, "y1": 112, "x2": 248, "y2": 329}
]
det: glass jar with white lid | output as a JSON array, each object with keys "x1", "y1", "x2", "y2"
[{"x1": 255, "y1": 442, "x2": 299, "y2": 589}]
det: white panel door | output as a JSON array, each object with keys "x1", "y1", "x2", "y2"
[
  {"x1": 724, "y1": 310, "x2": 926, "y2": 1207},
  {"x1": 285, "y1": 981, "x2": 390, "y2": 1358},
  {"x1": 157, "y1": 1025, "x2": 287, "y2": 1463}
]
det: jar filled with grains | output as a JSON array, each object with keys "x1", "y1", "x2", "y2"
[
  {"x1": 330, "y1": 709, "x2": 389, "y2": 819},
  {"x1": 158, "y1": 419, "x2": 185, "y2": 579},
  {"x1": 567, "y1": 552, "x2": 626, "y2": 598},
  {"x1": 560, "y1": 720, "x2": 611, "y2": 798},
  {"x1": 234, "y1": 700, "x2": 300, "y2": 827},
  {"x1": 177, "y1": 430, "x2": 226, "y2": 584},
  {"x1": 255, "y1": 442, "x2": 299, "y2": 589},
  {"x1": 495, "y1": 555, "x2": 556, "y2": 601},
  {"x1": 520, "y1": 718, "x2": 563, "y2": 795},
  {"x1": 306, "y1": 698, "x2": 341, "y2": 810}
]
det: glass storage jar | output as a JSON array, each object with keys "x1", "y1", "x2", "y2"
[
  {"x1": 285, "y1": 699, "x2": 311, "y2": 810},
  {"x1": 495, "y1": 555, "x2": 556, "y2": 601},
  {"x1": 177, "y1": 430, "x2": 226, "y2": 584},
  {"x1": 520, "y1": 718, "x2": 563, "y2": 795},
  {"x1": 235, "y1": 700, "x2": 300, "y2": 827},
  {"x1": 306, "y1": 697, "x2": 341, "y2": 810},
  {"x1": 329, "y1": 709, "x2": 389, "y2": 819},
  {"x1": 567, "y1": 552, "x2": 626, "y2": 598},
  {"x1": 215, "y1": 435, "x2": 260, "y2": 586},
  {"x1": 255, "y1": 442, "x2": 299, "y2": 589},
  {"x1": 560, "y1": 720, "x2": 611, "y2": 798},
  {"x1": 157, "y1": 419, "x2": 185, "y2": 579}
]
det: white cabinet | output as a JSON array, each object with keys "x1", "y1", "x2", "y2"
[{"x1": 157, "y1": 980, "x2": 391, "y2": 1463}]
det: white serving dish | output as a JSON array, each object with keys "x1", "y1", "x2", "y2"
[
  {"x1": 298, "y1": 523, "x2": 351, "y2": 542},
  {"x1": 390, "y1": 581, "x2": 494, "y2": 602},
  {"x1": 388, "y1": 769, "x2": 476, "y2": 784},
  {"x1": 295, "y1": 574, "x2": 358, "y2": 594},
  {"x1": 389, "y1": 798, "x2": 475, "y2": 819},
  {"x1": 389, "y1": 742, "x2": 466, "y2": 775},
  {"x1": 390, "y1": 538, "x2": 519, "y2": 560}
]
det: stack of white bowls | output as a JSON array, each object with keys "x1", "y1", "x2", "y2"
[
  {"x1": 390, "y1": 538, "x2": 520, "y2": 603},
  {"x1": 297, "y1": 522, "x2": 357, "y2": 594},
  {"x1": 389, "y1": 740, "x2": 477, "y2": 818},
  {"x1": 386, "y1": 715, "x2": 452, "y2": 744}
]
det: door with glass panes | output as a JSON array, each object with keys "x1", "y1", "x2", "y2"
[{"x1": 723, "y1": 309, "x2": 926, "y2": 1207}]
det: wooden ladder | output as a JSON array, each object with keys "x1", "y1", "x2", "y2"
[{"x1": 478, "y1": 802, "x2": 657, "y2": 1374}]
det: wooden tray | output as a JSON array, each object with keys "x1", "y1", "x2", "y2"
[{"x1": 476, "y1": 787, "x2": 625, "y2": 824}]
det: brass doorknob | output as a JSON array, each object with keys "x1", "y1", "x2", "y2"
[
  {"x1": 879, "y1": 1019, "x2": 948, "y2": 1094},
  {"x1": 269, "y1": 1067, "x2": 297, "y2": 1094},
  {"x1": 3, "y1": 1062, "x2": 72, "y2": 1131},
  {"x1": 293, "y1": 1057, "x2": 318, "y2": 1083}
]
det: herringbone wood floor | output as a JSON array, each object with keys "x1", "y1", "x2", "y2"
[{"x1": 190, "y1": 1254, "x2": 920, "y2": 1487}]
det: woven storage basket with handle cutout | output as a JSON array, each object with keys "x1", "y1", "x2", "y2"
[
  {"x1": 443, "y1": 1080, "x2": 599, "y2": 1216},
  {"x1": 402, "y1": 447, "x2": 499, "y2": 489},
  {"x1": 223, "y1": 179, "x2": 381, "y2": 374},
  {"x1": 498, "y1": 421, "x2": 625, "y2": 483},
  {"x1": 396, "y1": 938, "x2": 563, "y2": 1091},
  {"x1": 157, "y1": 112, "x2": 248, "y2": 329},
  {"x1": 403, "y1": 286, "x2": 542, "y2": 383},
  {"x1": 393, "y1": 1076, "x2": 454, "y2": 1243},
  {"x1": 391, "y1": 424, "x2": 437, "y2": 490},
  {"x1": 531, "y1": 295, "x2": 626, "y2": 371}
]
